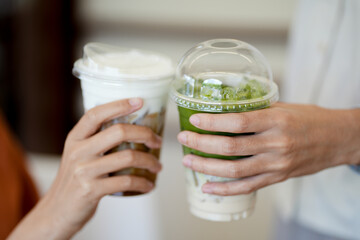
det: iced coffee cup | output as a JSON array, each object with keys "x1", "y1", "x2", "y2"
[
  {"x1": 170, "y1": 39, "x2": 279, "y2": 221},
  {"x1": 73, "y1": 42, "x2": 174, "y2": 196}
]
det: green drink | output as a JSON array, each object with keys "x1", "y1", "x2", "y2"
[
  {"x1": 170, "y1": 39, "x2": 279, "y2": 221},
  {"x1": 179, "y1": 106, "x2": 242, "y2": 160},
  {"x1": 177, "y1": 76, "x2": 273, "y2": 160}
]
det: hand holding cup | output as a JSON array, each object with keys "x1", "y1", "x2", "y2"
[{"x1": 8, "y1": 98, "x2": 162, "y2": 240}]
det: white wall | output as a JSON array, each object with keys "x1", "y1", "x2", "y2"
[
  {"x1": 74, "y1": 0, "x2": 297, "y2": 83},
  {"x1": 76, "y1": 0, "x2": 295, "y2": 31}
]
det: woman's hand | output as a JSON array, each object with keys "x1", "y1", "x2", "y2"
[
  {"x1": 8, "y1": 98, "x2": 162, "y2": 240},
  {"x1": 177, "y1": 103, "x2": 360, "y2": 196}
]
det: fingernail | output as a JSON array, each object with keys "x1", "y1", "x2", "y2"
[
  {"x1": 183, "y1": 155, "x2": 192, "y2": 167},
  {"x1": 152, "y1": 163, "x2": 162, "y2": 173},
  {"x1": 177, "y1": 132, "x2": 187, "y2": 144},
  {"x1": 155, "y1": 135, "x2": 162, "y2": 144},
  {"x1": 128, "y1": 98, "x2": 142, "y2": 107},
  {"x1": 202, "y1": 184, "x2": 213, "y2": 194},
  {"x1": 189, "y1": 115, "x2": 200, "y2": 126},
  {"x1": 150, "y1": 135, "x2": 162, "y2": 149}
]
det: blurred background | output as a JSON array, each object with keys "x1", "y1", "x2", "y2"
[{"x1": 0, "y1": 0, "x2": 297, "y2": 239}]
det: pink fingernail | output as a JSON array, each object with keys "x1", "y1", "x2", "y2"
[
  {"x1": 183, "y1": 155, "x2": 192, "y2": 167},
  {"x1": 153, "y1": 163, "x2": 163, "y2": 173},
  {"x1": 202, "y1": 184, "x2": 213, "y2": 194},
  {"x1": 155, "y1": 135, "x2": 162, "y2": 145},
  {"x1": 189, "y1": 115, "x2": 200, "y2": 126},
  {"x1": 177, "y1": 132, "x2": 187, "y2": 144},
  {"x1": 128, "y1": 98, "x2": 142, "y2": 107}
]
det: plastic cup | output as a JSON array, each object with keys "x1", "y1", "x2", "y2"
[
  {"x1": 170, "y1": 39, "x2": 279, "y2": 221},
  {"x1": 73, "y1": 42, "x2": 174, "y2": 196}
]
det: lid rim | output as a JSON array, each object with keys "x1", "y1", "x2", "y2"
[
  {"x1": 169, "y1": 81, "x2": 279, "y2": 112},
  {"x1": 73, "y1": 67, "x2": 174, "y2": 83},
  {"x1": 73, "y1": 43, "x2": 175, "y2": 82}
]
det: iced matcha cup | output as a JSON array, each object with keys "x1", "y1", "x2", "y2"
[
  {"x1": 170, "y1": 39, "x2": 279, "y2": 221},
  {"x1": 73, "y1": 43, "x2": 174, "y2": 196}
]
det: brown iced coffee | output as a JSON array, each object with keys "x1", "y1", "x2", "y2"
[{"x1": 73, "y1": 43, "x2": 174, "y2": 196}]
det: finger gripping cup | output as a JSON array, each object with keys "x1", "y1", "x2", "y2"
[
  {"x1": 170, "y1": 39, "x2": 279, "y2": 221},
  {"x1": 73, "y1": 43, "x2": 174, "y2": 196}
]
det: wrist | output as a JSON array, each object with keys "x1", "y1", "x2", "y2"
[
  {"x1": 8, "y1": 196, "x2": 74, "y2": 240},
  {"x1": 35, "y1": 194, "x2": 79, "y2": 240}
]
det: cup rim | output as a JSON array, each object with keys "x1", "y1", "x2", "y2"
[
  {"x1": 73, "y1": 63, "x2": 174, "y2": 85},
  {"x1": 169, "y1": 81, "x2": 279, "y2": 112}
]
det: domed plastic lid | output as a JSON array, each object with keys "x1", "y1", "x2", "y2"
[
  {"x1": 170, "y1": 39, "x2": 279, "y2": 112},
  {"x1": 73, "y1": 42, "x2": 174, "y2": 82}
]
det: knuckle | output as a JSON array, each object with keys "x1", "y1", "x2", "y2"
[
  {"x1": 121, "y1": 175, "x2": 134, "y2": 188},
  {"x1": 137, "y1": 126, "x2": 154, "y2": 141},
  {"x1": 277, "y1": 173, "x2": 288, "y2": 182},
  {"x1": 235, "y1": 114, "x2": 250, "y2": 132},
  {"x1": 194, "y1": 160, "x2": 208, "y2": 174},
  {"x1": 79, "y1": 181, "x2": 94, "y2": 199},
  {"x1": 279, "y1": 135, "x2": 295, "y2": 153},
  {"x1": 115, "y1": 124, "x2": 126, "y2": 139},
  {"x1": 188, "y1": 133, "x2": 199, "y2": 149},
  {"x1": 115, "y1": 100, "x2": 127, "y2": 110},
  {"x1": 66, "y1": 129, "x2": 75, "y2": 142},
  {"x1": 204, "y1": 115, "x2": 215, "y2": 129},
  {"x1": 218, "y1": 184, "x2": 231, "y2": 196},
  {"x1": 275, "y1": 158, "x2": 291, "y2": 171},
  {"x1": 74, "y1": 164, "x2": 89, "y2": 179},
  {"x1": 241, "y1": 183, "x2": 256, "y2": 194},
  {"x1": 67, "y1": 152, "x2": 78, "y2": 163},
  {"x1": 268, "y1": 173, "x2": 288, "y2": 186},
  {"x1": 221, "y1": 138, "x2": 238, "y2": 155},
  {"x1": 227, "y1": 163, "x2": 241, "y2": 178},
  {"x1": 145, "y1": 127, "x2": 155, "y2": 140},
  {"x1": 123, "y1": 150, "x2": 137, "y2": 164},
  {"x1": 66, "y1": 143, "x2": 83, "y2": 162},
  {"x1": 84, "y1": 108, "x2": 99, "y2": 124},
  {"x1": 127, "y1": 149, "x2": 137, "y2": 160},
  {"x1": 276, "y1": 111, "x2": 292, "y2": 129},
  {"x1": 63, "y1": 140, "x2": 73, "y2": 155}
]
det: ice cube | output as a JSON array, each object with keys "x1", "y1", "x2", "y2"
[
  {"x1": 247, "y1": 79, "x2": 267, "y2": 98},
  {"x1": 236, "y1": 79, "x2": 267, "y2": 100},
  {"x1": 200, "y1": 79, "x2": 222, "y2": 101},
  {"x1": 236, "y1": 83, "x2": 252, "y2": 100},
  {"x1": 221, "y1": 87, "x2": 236, "y2": 100}
]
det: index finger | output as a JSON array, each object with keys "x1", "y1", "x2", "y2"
[
  {"x1": 189, "y1": 108, "x2": 275, "y2": 134},
  {"x1": 68, "y1": 98, "x2": 143, "y2": 141}
]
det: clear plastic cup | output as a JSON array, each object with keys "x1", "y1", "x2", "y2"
[
  {"x1": 73, "y1": 42, "x2": 174, "y2": 196},
  {"x1": 170, "y1": 39, "x2": 279, "y2": 221}
]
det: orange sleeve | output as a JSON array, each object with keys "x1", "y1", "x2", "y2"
[{"x1": 0, "y1": 113, "x2": 39, "y2": 239}]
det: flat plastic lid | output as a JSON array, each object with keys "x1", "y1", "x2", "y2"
[
  {"x1": 73, "y1": 42, "x2": 174, "y2": 81},
  {"x1": 170, "y1": 39, "x2": 279, "y2": 112}
]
